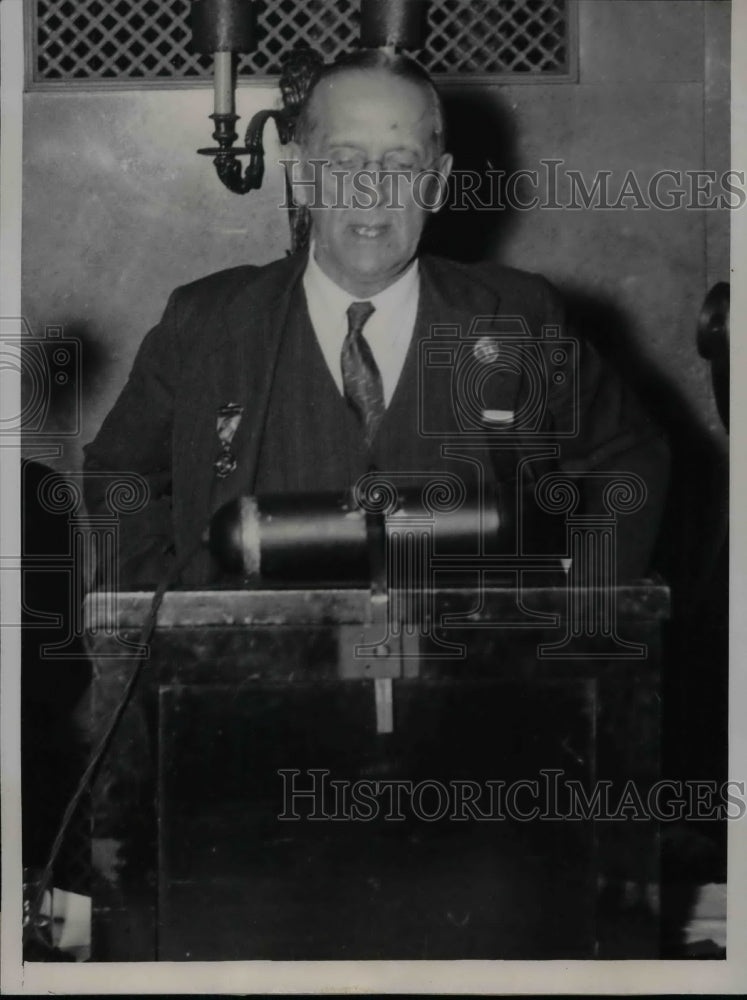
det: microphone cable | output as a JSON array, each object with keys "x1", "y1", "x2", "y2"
[{"x1": 28, "y1": 539, "x2": 202, "y2": 938}]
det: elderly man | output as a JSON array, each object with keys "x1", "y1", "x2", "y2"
[{"x1": 84, "y1": 49, "x2": 668, "y2": 587}]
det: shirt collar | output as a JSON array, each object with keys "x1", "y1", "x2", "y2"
[{"x1": 304, "y1": 242, "x2": 419, "y2": 323}]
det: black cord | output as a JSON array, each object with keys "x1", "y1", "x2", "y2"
[{"x1": 29, "y1": 541, "x2": 201, "y2": 925}]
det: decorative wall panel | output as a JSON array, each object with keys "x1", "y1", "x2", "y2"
[{"x1": 30, "y1": 0, "x2": 575, "y2": 87}]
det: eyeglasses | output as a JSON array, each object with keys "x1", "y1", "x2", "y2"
[{"x1": 324, "y1": 148, "x2": 441, "y2": 180}]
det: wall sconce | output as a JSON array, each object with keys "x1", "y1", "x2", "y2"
[
  {"x1": 190, "y1": 0, "x2": 321, "y2": 196},
  {"x1": 190, "y1": 0, "x2": 428, "y2": 244}
]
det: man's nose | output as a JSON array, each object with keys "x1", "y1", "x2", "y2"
[
  {"x1": 352, "y1": 162, "x2": 389, "y2": 206},
  {"x1": 360, "y1": 160, "x2": 388, "y2": 183}
]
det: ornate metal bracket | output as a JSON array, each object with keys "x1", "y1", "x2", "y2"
[{"x1": 196, "y1": 46, "x2": 323, "y2": 196}]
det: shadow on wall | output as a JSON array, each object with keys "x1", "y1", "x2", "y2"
[
  {"x1": 421, "y1": 87, "x2": 521, "y2": 261},
  {"x1": 426, "y1": 91, "x2": 729, "y2": 577}
]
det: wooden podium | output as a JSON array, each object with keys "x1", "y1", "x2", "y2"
[{"x1": 84, "y1": 581, "x2": 668, "y2": 960}]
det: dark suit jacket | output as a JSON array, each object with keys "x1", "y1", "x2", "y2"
[{"x1": 83, "y1": 252, "x2": 669, "y2": 586}]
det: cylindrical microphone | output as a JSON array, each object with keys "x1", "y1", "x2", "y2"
[{"x1": 209, "y1": 487, "x2": 506, "y2": 585}]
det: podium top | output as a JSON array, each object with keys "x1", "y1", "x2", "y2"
[{"x1": 83, "y1": 582, "x2": 670, "y2": 631}]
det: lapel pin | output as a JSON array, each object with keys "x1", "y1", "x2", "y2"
[{"x1": 473, "y1": 337, "x2": 501, "y2": 364}]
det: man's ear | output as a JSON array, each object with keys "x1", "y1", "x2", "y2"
[
  {"x1": 437, "y1": 152, "x2": 454, "y2": 183},
  {"x1": 282, "y1": 141, "x2": 312, "y2": 207},
  {"x1": 424, "y1": 152, "x2": 454, "y2": 214}
]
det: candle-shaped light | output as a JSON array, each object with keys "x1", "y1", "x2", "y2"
[
  {"x1": 190, "y1": 0, "x2": 255, "y2": 117},
  {"x1": 213, "y1": 50, "x2": 234, "y2": 115}
]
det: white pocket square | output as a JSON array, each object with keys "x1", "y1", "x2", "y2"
[{"x1": 481, "y1": 408, "x2": 514, "y2": 424}]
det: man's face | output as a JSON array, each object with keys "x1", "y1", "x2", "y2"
[{"x1": 292, "y1": 69, "x2": 452, "y2": 297}]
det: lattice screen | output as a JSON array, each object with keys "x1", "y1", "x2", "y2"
[{"x1": 31, "y1": 0, "x2": 574, "y2": 86}]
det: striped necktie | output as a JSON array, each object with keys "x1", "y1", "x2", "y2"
[{"x1": 341, "y1": 300, "x2": 385, "y2": 448}]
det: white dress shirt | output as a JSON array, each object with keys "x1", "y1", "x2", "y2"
[{"x1": 302, "y1": 246, "x2": 420, "y2": 407}]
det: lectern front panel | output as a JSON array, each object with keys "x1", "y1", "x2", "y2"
[{"x1": 85, "y1": 585, "x2": 666, "y2": 960}]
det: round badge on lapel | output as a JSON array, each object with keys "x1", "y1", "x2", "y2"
[{"x1": 473, "y1": 337, "x2": 501, "y2": 364}]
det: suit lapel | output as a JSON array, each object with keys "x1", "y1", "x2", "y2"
[
  {"x1": 418, "y1": 255, "x2": 502, "y2": 325},
  {"x1": 415, "y1": 256, "x2": 534, "y2": 503},
  {"x1": 416, "y1": 256, "x2": 505, "y2": 434},
  {"x1": 176, "y1": 253, "x2": 308, "y2": 556},
  {"x1": 210, "y1": 252, "x2": 308, "y2": 514}
]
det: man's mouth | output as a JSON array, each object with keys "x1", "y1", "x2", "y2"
[{"x1": 350, "y1": 224, "x2": 387, "y2": 239}]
